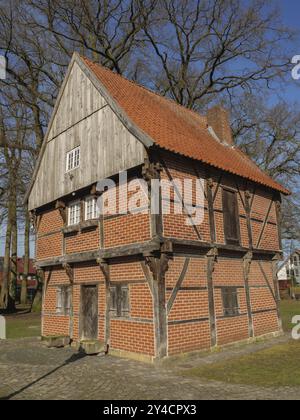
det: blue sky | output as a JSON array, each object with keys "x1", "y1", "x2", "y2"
[{"x1": 278, "y1": 0, "x2": 300, "y2": 103}]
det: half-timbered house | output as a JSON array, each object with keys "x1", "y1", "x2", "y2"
[{"x1": 25, "y1": 53, "x2": 289, "y2": 360}]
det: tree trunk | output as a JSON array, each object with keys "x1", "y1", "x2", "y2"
[
  {"x1": 31, "y1": 269, "x2": 43, "y2": 313},
  {"x1": 0, "y1": 210, "x2": 12, "y2": 309},
  {"x1": 20, "y1": 209, "x2": 30, "y2": 305},
  {"x1": 7, "y1": 181, "x2": 17, "y2": 313}
]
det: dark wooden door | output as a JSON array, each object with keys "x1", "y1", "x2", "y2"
[{"x1": 81, "y1": 285, "x2": 98, "y2": 340}]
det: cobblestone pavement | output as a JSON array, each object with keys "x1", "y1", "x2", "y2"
[{"x1": 0, "y1": 337, "x2": 299, "y2": 400}]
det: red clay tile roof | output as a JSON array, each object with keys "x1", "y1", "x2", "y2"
[{"x1": 83, "y1": 56, "x2": 289, "y2": 195}]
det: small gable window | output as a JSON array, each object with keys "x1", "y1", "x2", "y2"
[
  {"x1": 66, "y1": 146, "x2": 80, "y2": 172},
  {"x1": 68, "y1": 201, "x2": 81, "y2": 225}
]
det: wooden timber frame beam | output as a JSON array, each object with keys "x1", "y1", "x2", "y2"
[
  {"x1": 275, "y1": 194, "x2": 283, "y2": 251},
  {"x1": 142, "y1": 158, "x2": 163, "y2": 239},
  {"x1": 258, "y1": 257, "x2": 282, "y2": 331},
  {"x1": 272, "y1": 253, "x2": 283, "y2": 332},
  {"x1": 143, "y1": 241, "x2": 173, "y2": 358},
  {"x1": 98, "y1": 258, "x2": 111, "y2": 353},
  {"x1": 39, "y1": 267, "x2": 52, "y2": 337},
  {"x1": 236, "y1": 182, "x2": 254, "y2": 250},
  {"x1": 243, "y1": 251, "x2": 254, "y2": 337},
  {"x1": 206, "y1": 176, "x2": 216, "y2": 243},
  {"x1": 256, "y1": 193, "x2": 275, "y2": 249},
  {"x1": 206, "y1": 247, "x2": 218, "y2": 347},
  {"x1": 158, "y1": 155, "x2": 203, "y2": 241},
  {"x1": 55, "y1": 200, "x2": 67, "y2": 226},
  {"x1": 167, "y1": 257, "x2": 190, "y2": 315},
  {"x1": 35, "y1": 238, "x2": 282, "y2": 270},
  {"x1": 62, "y1": 263, "x2": 74, "y2": 338}
]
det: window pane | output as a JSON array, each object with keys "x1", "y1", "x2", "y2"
[
  {"x1": 69, "y1": 202, "x2": 81, "y2": 225},
  {"x1": 56, "y1": 287, "x2": 63, "y2": 313},
  {"x1": 85, "y1": 197, "x2": 99, "y2": 220},
  {"x1": 66, "y1": 147, "x2": 80, "y2": 171},
  {"x1": 222, "y1": 287, "x2": 239, "y2": 317},
  {"x1": 121, "y1": 286, "x2": 129, "y2": 315},
  {"x1": 110, "y1": 285, "x2": 129, "y2": 317}
]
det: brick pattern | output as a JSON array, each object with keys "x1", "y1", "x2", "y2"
[{"x1": 37, "y1": 153, "x2": 281, "y2": 358}]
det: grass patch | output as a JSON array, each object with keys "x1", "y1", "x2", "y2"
[
  {"x1": 280, "y1": 300, "x2": 300, "y2": 332},
  {"x1": 5, "y1": 313, "x2": 41, "y2": 339},
  {"x1": 182, "y1": 301, "x2": 300, "y2": 388},
  {"x1": 184, "y1": 340, "x2": 300, "y2": 387}
]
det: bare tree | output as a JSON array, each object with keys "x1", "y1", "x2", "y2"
[
  {"x1": 232, "y1": 93, "x2": 300, "y2": 244},
  {"x1": 139, "y1": 0, "x2": 293, "y2": 109}
]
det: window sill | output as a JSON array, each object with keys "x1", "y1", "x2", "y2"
[{"x1": 62, "y1": 219, "x2": 98, "y2": 234}]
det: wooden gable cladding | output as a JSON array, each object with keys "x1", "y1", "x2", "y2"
[{"x1": 28, "y1": 59, "x2": 145, "y2": 211}]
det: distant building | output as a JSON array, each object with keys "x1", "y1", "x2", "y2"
[
  {"x1": 0, "y1": 257, "x2": 37, "y2": 303},
  {"x1": 277, "y1": 250, "x2": 300, "y2": 289}
]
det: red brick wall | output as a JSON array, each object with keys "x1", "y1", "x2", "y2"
[
  {"x1": 42, "y1": 260, "x2": 156, "y2": 356},
  {"x1": 160, "y1": 153, "x2": 281, "y2": 252},
  {"x1": 37, "y1": 152, "x2": 281, "y2": 358}
]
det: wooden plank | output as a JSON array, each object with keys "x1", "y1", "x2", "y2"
[
  {"x1": 244, "y1": 190, "x2": 253, "y2": 249},
  {"x1": 275, "y1": 196, "x2": 283, "y2": 250},
  {"x1": 167, "y1": 258, "x2": 190, "y2": 314},
  {"x1": 206, "y1": 178, "x2": 216, "y2": 243},
  {"x1": 27, "y1": 56, "x2": 147, "y2": 211},
  {"x1": 36, "y1": 250, "x2": 100, "y2": 268},
  {"x1": 140, "y1": 261, "x2": 154, "y2": 296},
  {"x1": 243, "y1": 252, "x2": 254, "y2": 337},
  {"x1": 206, "y1": 248, "x2": 217, "y2": 347},
  {"x1": 145, "y1": 253, "x2": 170, "y2": 358},
  {"x1": 99, "y1": 240, "x2": 161, "y2": 259},
  {"x1": 99, "y1": 261, "x2": 111, "y2": 350},
  {"x1": 80, "y1": 285, "x2": 98, "y2": 340},
  {"x1": 272, "y1": 255, "x2": 283, "y2": 331},
  {"x1": 162, "y1": 237, "x2": 281, "y2": 256}
]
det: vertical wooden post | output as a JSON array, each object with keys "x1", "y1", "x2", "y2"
[
  {"x1": 275, "y1": 197, "x2": 283, "y2": 251},
  {"x1": 207, "y1": 178, "x2": 216, "y2": 243},
  {"x1": 38, "y1": 268, "x2": 46, "y2": 336},
  {"x1": 244, "y1": 190, "x2": 253, "y2": 249},
  {"x1": 99, "y1": 259, "x2": 111, "y2": 351},
  {"x1": 145, "y1": 247, "x2": 170, "y2": 359},
  {"x1": 243, "y1": 252, "x2": 254, "y2": 337},
  {"x1": 142, "y1": 159, "x2": 163, "y2": 239},
  {"x1": 206, "y1": 247, "x2": 218, "y2": 347},
  {"x1": 272, "y1": 254, "x2": 283, "y2": 332},
  {"x1": 63, "y1": 263, "x2": 74, "y2": 339}
]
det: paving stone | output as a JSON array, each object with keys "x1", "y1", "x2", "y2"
[{"x1": 0, "y1": 336, "x2": 299, "y2": 400}]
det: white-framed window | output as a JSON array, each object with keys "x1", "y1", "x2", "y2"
[
  {"x1": 68, "y1": 201, "x2": 81, "y2": 225},
  {"x1": 85, "y1": 196, "x2": 99, "y2": 220},
  {"x1": 66, "y1": 146, "x2": 80, "y2": 172}
]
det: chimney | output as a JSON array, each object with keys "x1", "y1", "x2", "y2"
[{"x1": 207, "y1": 106, "x2": 233, "y2": 146}]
